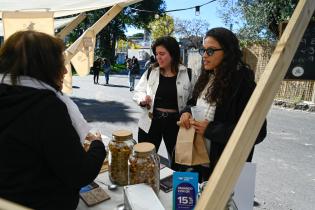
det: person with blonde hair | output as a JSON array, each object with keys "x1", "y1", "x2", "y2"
[{"x1": 0, "y1": 31, "x2": 106, "y2": 210}]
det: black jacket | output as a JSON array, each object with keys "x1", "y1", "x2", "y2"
[
  {"x1": 130, "y1": 63, "x2": 140, "y2": 75},
  {"x1": 0, "y1": 84, "x2": 106, "y2": 210},
  {"x1": 184, "y1": 68, "x2": 267, "y2": 177}
]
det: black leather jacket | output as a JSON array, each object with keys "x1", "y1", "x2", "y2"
[{"x1": 183, "y1": 68, "x2": 267, "y2": 177}]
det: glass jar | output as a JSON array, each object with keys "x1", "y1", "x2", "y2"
[
  {"x1": 108, "y1": 130, "x2": 135, "y2": 186},
  {"x1": 128, "y1": 142, "x2": 160, "y2": 195}
]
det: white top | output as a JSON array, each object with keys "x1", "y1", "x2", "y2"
[
  {"x1": 133, "y1": 64, "x2": 197, "y2": 133},
  {"x1": 196, "y1": 75, "x2": 216, "y2": 163},
  {"x1": 196, "y1": 74, "x2": 216, "y2": 122}
]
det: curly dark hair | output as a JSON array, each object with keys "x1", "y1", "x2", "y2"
[
  {"x1": 192, "y1": 27, "x2": 251, "y2": 104},
  {"x1": 151, "y1": 36, "x2": 180, "y2": 74},
  {"x1": 0, "y1": 30, "x2": 65, "y2": 91}
]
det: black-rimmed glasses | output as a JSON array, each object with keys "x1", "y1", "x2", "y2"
[{"x1": 199, "y1": 47, "x2": 223, "y2": 56}]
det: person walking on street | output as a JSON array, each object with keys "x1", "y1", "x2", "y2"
[
  {"x1": 133, "y1": 36, "x2": 196, "y2": 166},
  {"x1": 129, "y1": 57, "x2": 140, "y2": 91},
  {"x1": 92, "y1": 58, "x2": 102, "y2": 84},
  {"x1": 126, "y1": 57, "x2": 132, "y2": 85},
  {"x1": 103, "y1": 58, "x2": 111, "y2": 85}
]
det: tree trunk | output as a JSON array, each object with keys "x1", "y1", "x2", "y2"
[{"x1": 111, "y1": 32, "x2": 117, "y2": 63}]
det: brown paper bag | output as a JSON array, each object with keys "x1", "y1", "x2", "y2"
[{"x1": 175, "y1": 126, "x2": 210, "y2": 166}]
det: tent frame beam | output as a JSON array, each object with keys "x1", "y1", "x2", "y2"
[
  {"x1": 56, "y1": 13, "x2": 87, "y2": 40},
  {"x1": 65, "y1": 4, "x2": 123, "y2": 62}
]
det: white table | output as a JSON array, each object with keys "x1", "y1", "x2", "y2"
[{"x1": 76, "y1": 167, "x2": 173, "y2": 210}]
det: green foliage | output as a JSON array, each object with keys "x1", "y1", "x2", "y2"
[
  {"x1": 66, "y1": 0, "x2": 165, "y2": 61},
  {"x1": 149, "y1": 14, "x2": 175, "y2": 40},
  {"x1": 129, "y1": 33, "x2": 144, "y2": 39},
  {"x1": 111, "y1": 64, "x2": 127, "y2": 73},
  {"x1": 218, "y1": 0, "x2": 298, "y2": 41},
  {"x1": 293, "y1": 95, "x2": 303, "y2": 105},
  {"x1": 123, "y1": 0, "x2": 166, "y2": 30},
  {"x1": 239, "y1": 38, "x2": 273, "y2": 49}
]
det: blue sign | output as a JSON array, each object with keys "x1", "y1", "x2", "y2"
[{"x1": 173, "y1": 172, "x2": 198, "y2": 210}]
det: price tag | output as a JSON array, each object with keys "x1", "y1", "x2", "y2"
[{"x1": 173, "y1": 172, "x2": 198, "y2": 210}]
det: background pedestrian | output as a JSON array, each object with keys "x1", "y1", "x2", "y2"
[
  {"x1": 92, "y1": 57, "x2": 102, "y2": 84},
  {"x1": 103, "y1": 58, "x2": 111, "y2": 85},
  {"x1": 129, "y1": 57, "x2": 140, "y2": 91}
]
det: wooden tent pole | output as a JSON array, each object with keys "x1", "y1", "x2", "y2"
[
  {"x1": 65, "y1": 4, "x2": 123, "y2": 61},
  {"x1": 56, "y1": 13, "x2": 87, "y2": 40},
  {"x1": 64, "y1": 0, "x2": 142, "y2": 64},
  {"x1": 62, "y1": 4, "x2": 124, "y2": 93},
  {"x1": 195, "y1": 1, "x2": 315, "y2": 209},
  {"x1": 0, "y1": 198, "x2": 32, "y2": 210}
]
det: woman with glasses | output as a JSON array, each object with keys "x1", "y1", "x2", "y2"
[
  {"x1": 133, "y1": 36, "x2": 196, "y2": 166},
  {"x1": 179, "y1": 27, "x2": 267, "y2": 181}
]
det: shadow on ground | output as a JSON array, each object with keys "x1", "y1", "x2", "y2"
[
  {"x1": 102, "y1": 84, "x2": 129, "y2": 88},
  {"x1": 71, "y1": 97, "x2": 137, "y2": 123}
]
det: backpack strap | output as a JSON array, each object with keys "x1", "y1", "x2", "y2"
[
  {"x1": 146, "y1": 67, "x2": 152, "y2": 80},
  {"x1": 187, "y1": 68, "x2": 192, "y2": 82}
]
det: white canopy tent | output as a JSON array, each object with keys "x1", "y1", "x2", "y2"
[
  {"x1": 0, "y1": 16, "x2": 78, "y2": 37},
  {"x1": 0, "y1": 0, "x2": 139, "y2": 18},
  {"x1": 0, "y1": 0, "x2": 142, "y2": 93}
]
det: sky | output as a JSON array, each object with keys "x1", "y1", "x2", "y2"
[{"x1": 126, "y1": 0, "x2": 227, "y2": 36}]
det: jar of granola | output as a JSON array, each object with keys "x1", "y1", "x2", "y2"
[
  {"x1": 108, "y1": 130, "x2": 136, "y2": 186},
  {"x1": 128, "y1": 142, "x2": 160, "y2": 194}
]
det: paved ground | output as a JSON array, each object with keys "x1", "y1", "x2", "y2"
[
  {"x1": 71, "y1": 74, "x2": 315, "y2": 210},
  {"x1": 70, "y1": 74, "x2": 169, "y2": 157},
  {"x1": 253, "y1": 107, "x2": 315, "y2": 210}
]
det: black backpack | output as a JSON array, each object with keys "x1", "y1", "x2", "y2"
[
  {"x1": 131, "y1": 63, "x2": 140, "y2": 75},
  {"x1": 146, "y1": 67, "x2": 192, "y2": 81}
]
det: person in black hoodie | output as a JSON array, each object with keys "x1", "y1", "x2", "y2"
[
  {"x1": 179, "y1": 27, "x2": 267, "y2": 182},
  {"x1": 0, "y1": 31, "x2": 106, "y2": 209}
]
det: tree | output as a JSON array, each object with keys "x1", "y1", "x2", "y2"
[
  {"x1": 174, "y1": 18, "x2": 210, "y2": 49},
  {"x1": 129, "y1": 33, "x2": 144, "y2": 39},
  {"x1": 67, "y1": 0, "x2": 165, "y2": 62},
  {"x1": 149, "y1": 14, "x2": 175, "y2": 40},
  {"x1": 218, "y1": 0, "x2": 299, "y2": 41}
]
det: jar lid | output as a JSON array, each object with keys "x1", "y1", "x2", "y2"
[
  {"x1": 112, "y1": 130, "x2": 133, "y2": 141},
  {"x1": 133, "y1": 142, "x2": 155, "y2": 153}
]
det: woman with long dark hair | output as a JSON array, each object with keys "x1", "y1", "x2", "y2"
[{"x1": 179, "y1": 27, "x2": 267, "y2": 181}]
